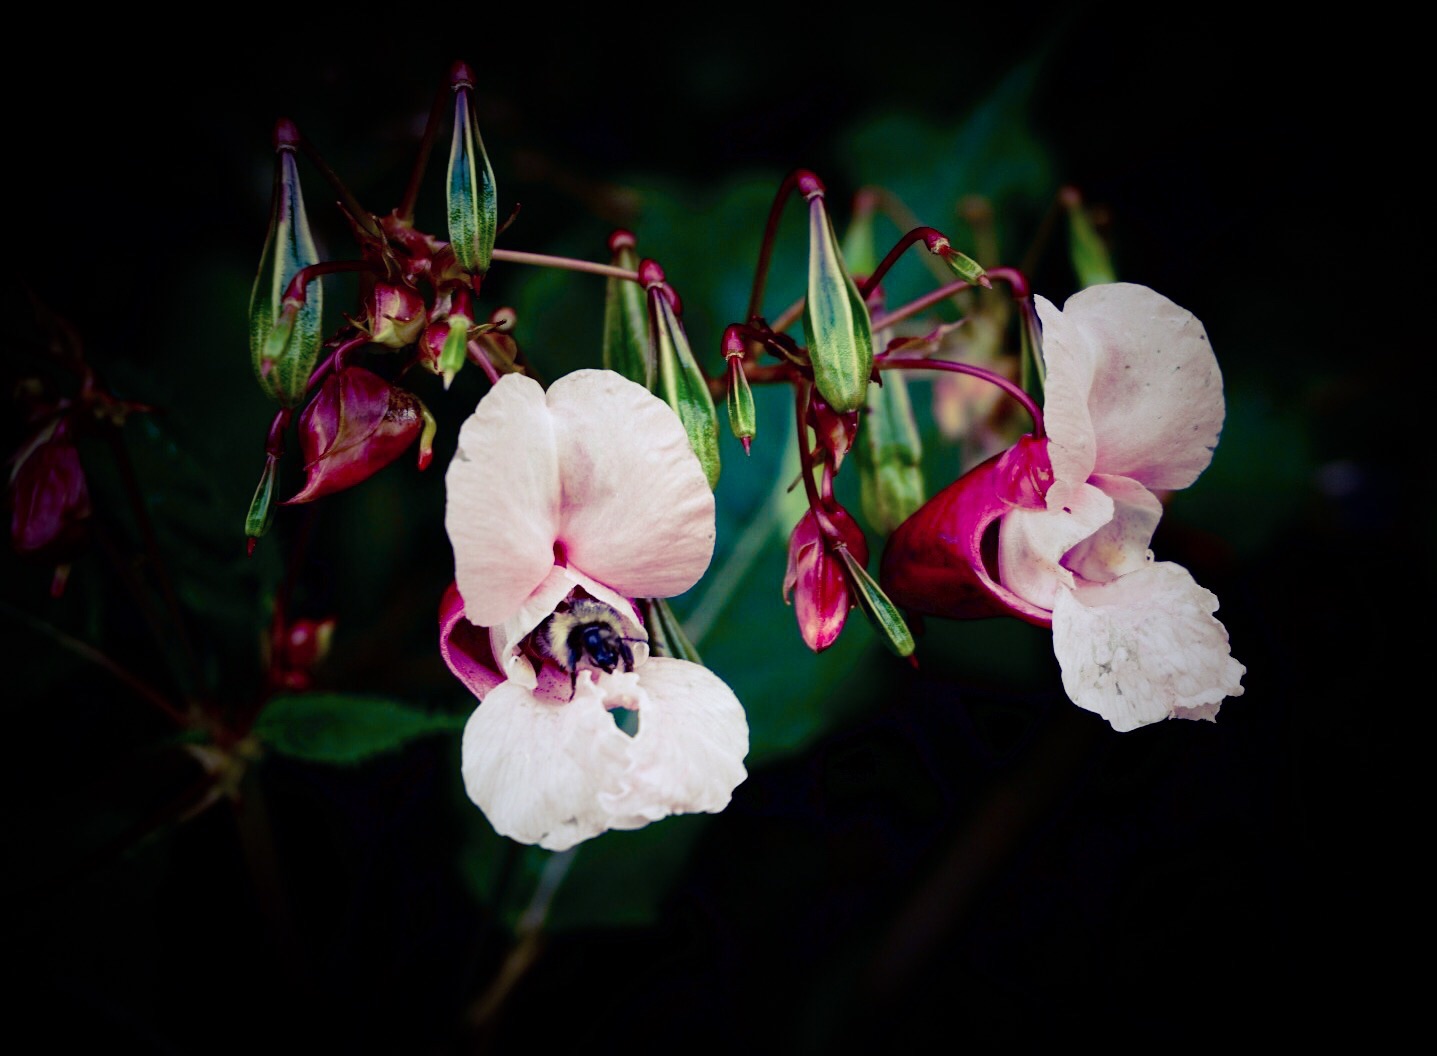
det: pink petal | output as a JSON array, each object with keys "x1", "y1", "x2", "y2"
[
  {"x1": 1040, "y1": 284, "x2": 1225, "y2": 490},
  {"x1": 439, "y1": 582, "x2": 505, "y2": 700},
  {"x1": 1051, "y1": 561, "x2": 1245, "y2": 732},
  {"x1": 598, "y1": 657, "x2": 749, "y2": 821},
  {"x1": 547, "y1": 370, "x2": 716, "y2": 599},
  {"x1": 997, "y1": 480, "x2": 1114, "y2": 612},
  {"x1": 446, "y1": 374, "x2": 562, "y2": 627},
  {"x1": 1060, "y1": 474, "x2": 1164, "y2": 584},
  {"x1": 461, "y1": 676, "x2": 628, "y2": 851}
]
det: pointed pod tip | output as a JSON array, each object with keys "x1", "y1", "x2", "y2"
[
  {"x1": 608, "y1": 229, "x2": 637, "y2": 254},
  {"x1": 246, "y1": 537, "x2": 258, "y2": 557},
  {"x1": 741, "y1": 436, "x2": 752, "y2": 456},
  {"x1": 977, "y1": 275, "x2": 993, "y2": 289},
  {"x1": 638, "y1": 259, "x2": 666, "y2": 288},
  {"x1": 796, "y1": 171, "x2": 825, "y2": 199}
]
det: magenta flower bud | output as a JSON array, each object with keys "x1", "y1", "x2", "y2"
[
  {"x1": 783, "y1": 502, "x2": 869, "y2": 652},
  {"x1": 367, "y1": 283, "x2": 427, "y2": 349},
  {"x1": 269, "y1": 615, "x2": 337, "y2": 691},
  {"x1": 880, "y1": 434, "x2": 1054, "y2": 626},
  {"x1": 10, "y1": 417, "x2": 90, "y2": 560},
  {"x1": 284, "y1": 366, "x2": 429, "y2": 504},
  {"x1": 806, "y1": 391, "x2": 860, "y2": 469}
]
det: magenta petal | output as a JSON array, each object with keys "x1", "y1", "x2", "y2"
[
  {"x1": 881, "y1": 435, "x2": 1055, "y2": 626},
  {"x1": 440, "y1": 582, "x2": 505, "y2": 700},
  {"x1": 286, "y1": 367, "x2": 422, "y2": 504}
]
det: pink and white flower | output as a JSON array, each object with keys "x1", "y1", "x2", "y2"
[
  {"x1": 442, "y1": 369, "x2": 748, "y2": 851},
  {"x1": 883, "y1": 283, "x2": 1245, "y2": 731}
]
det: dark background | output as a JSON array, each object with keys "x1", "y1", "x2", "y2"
[{"x1": 7, "y1": 15, "x2": 1413, "y2": 1052}]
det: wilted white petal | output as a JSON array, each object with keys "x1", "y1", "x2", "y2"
[
  {"x1": 461, "y1": 677, "x2": 633, "y2": 852},
  {"x1": 596, "y1": 657, "x2": 749, "y2": 822},
  {"x1": 1051, "y1": 562, "x2": 1245, "y2": 732}
]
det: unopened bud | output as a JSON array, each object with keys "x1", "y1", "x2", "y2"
[
  {"x1": 249, "y1": 124, "x2": 323, "y2": 407},
  {"x1": 927, "y1": 232, "x2": 990, "y2": 288},
  {"x1": 783, "y1": 502, "x2": 869, "y2": 652},
  {"x1": 245, "y1": 454, "x2": 279, "y2": 550},
  {"x1": 367, "y1": 283, "x2": 427, "y2": 348},
  {"x1": 806, "y1": 390, "x2": 859, "y2": 470},
  {"x1": 284, "y1": 367, "x2": 428, "y2": 504},
  {"x1": 10, "y1": 417, "x2": 90, "y2": 561},
  {"x1": 802, "y1": 178, "x2": 874, "y2": 414}
]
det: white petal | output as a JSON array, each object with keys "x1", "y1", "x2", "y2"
[
  {"x1": 461, "y1": 677, "x2": 634, "y2": 852},
  {"x1": 446, "y1": 374, "x2": 561, "y2": 627},
  {"x1": 1034, "y1": 294, "x2": 1100, "y2": 485},
  {"x1": 1052, "y1": 284, "x2": 1225, "y2": 490},
  {"x1": 596, "y1": 657, "x2": 749, "y2": 822},
  {"x1": 1051, "y1": 562, "x2": 1245, "y2": 732},
  {"x1": 998, "y1": 480, "x2": 1114, "y2": 611},
  {"x1": 547, "y1": 370, "x2": 716, "y2": 599},
  {"x1": 1060, "y1": 474, "x2": 1164, "y2": 584}
]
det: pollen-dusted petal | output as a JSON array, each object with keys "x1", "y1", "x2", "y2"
[
  {"x1": 1034, "y1": 294, "x2": 1100, "y2": 486},
  {"x1": 546, "y1": 370, "x2": 716, "y2": 599},
  {"x1": 1051, "y1": 561, "x2": 1245, "y2": 732},
  {"x1": 1054, "y1": 283, "x2": 1225, "y2": 490},
  {"x1": 595, "y1": 657, "x2": 748, "y2": 823},
  {"x1": 998, "y1": 480, "x2": 1114, "y2": 611},
  {"x1": 446, "y1": 374, "x2": 561, "y2": 627},
  {"x1": 1061, "y1": 474, "x2": 1164, "y2": 584},
  {"x1": 461, "y1": 676, "x2": 634, "y2": 851},
  {"x1": 440, "y1": 582, "x2": 505, "y2": 700}
]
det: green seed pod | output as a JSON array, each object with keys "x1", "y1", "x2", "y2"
[
  {"x1": 603, "y1": 231, "x2": 653, "y2": 388},
  {"x1": 801, "y1": 177, "x2": 873, "y2": 414},
  {"x1": 644, "y1": 261, "x2": 720, "y2": 489},
  {"x1": 836, "y1": 546, "x2": 915, "y2": 658},
  {"x1": 249, "y1": 120, "x2": 323, "y2": 408},
  {"x1": 245, "y1": 456, "x2": 279, "y2": 546},
  {"x1": 446, "y1": 65, "x2": 498, "y2": 276},
  {"x1": 857, "y1": 372, "x2": 925, "y2": 534}
]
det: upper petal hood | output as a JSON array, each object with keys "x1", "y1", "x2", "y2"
[
  {"x1": 1036, "y1": 284, "x2": 1225, "y2": 491},
  {"x1": 446, "y1": 370, "x2": 716, "y2": 629}
]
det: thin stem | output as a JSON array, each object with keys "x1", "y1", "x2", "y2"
[
  {"x1": 1, "y1": 601, "x2": 187, "y2": 724},
  {"x1": 282, "y1": 260, "x2": 374, "y2": 304},
  {"x1": 398, "y1": 76, "x2": 453, "y2": 222},
  {"x1": 872, "y1": 279, "x2": 974, "y2": 332},
  {"x1": 104, "y1": 426, "x2": 207, "y2": 700},
  {"x1": 877, "y1": 355, "x2": 1043, "y2": 436},
  {"x1": 858, "y1": 226, "x2": 944, "y2": 299},
  {"x1": 746, "y1": 170, "x2": 810, "y2": 324},
  {"x1": 307, "y1": 331, "x2": 370, "y2": 395},
  {"x1": 296, "y1": 136, "x2": 383, "y2": 241},
  {"x1": 466, "y1": 339, "x2": 502, "y2": 384},
  {"x1": 769, "y1": 295, "x2": 807, "y2": 336},
  {"x1": 489, "y1": 248, "x2": 638, "y2": 282}
]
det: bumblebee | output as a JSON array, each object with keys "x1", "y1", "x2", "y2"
[{"x1": 533, "y1": 598, "x2": 646, "y2": 698}]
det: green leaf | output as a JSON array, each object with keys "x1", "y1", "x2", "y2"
[
  {"x1": 254, "y1": 693, "x2": 464, "y2": 766},
  {"x1": 1063, "y1": 190, "x2": 1118, "y2": 287},
  {"x1": 643, "y1": 597, "x2": 702, "y2": 664},
  {"x1": 836, "y1": 547, "x2": 914, "y2": 657}
]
